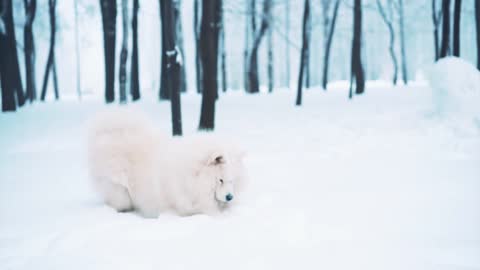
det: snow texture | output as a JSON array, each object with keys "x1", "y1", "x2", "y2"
[{"x1": 1, "y1": 85, "x2": 480, "y2": 270}]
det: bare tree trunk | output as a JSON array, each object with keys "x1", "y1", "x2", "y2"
[
  {"x1": 24, "y1": 0, "x2": 37, "y2": 102},
  {"x1": 161, "y1": 0, "x2": 182, "y2": 135},
  {"x1": 74, "y1": 0, "x2": 81, "y2": 99},
  {"x1": 377, "y1": 0, "x2": 398, "y2": 85},
  {"x1": 100, "y1": 0, "x2": 117, "y2": 103},
  {"x1": 432, "y1": 0, "x2": 442, "y2": 61},
  {"x1": 285, "y1": 0, "x2": 290, "y2": 88},
  {"x1": 476, "y1": 0, "x2": 480, "y2": 70},
  {"x1": 349, "y1": 0, "x2": 364, "y2": 99},
  {"x1": 243, "y1": 0, "x2": 250, "y2": 92},
  {"x1": 194, "y1": 0, "x2": 202, "y2": 93},
  {"x1": 248, "y1": 0, "x2": 271, "y2": 94},
  {"x1": 220, "y1": 5, "x2": 227, "y2": 92},
  {"x1": 304, "y1": 12, "x2": 311, "y2": 88},
  {"x1": 321, "y1": 0, "x2": 340, "y2": 90},
  {"x1": 118, "y1": 0, "x2": 128, "y2": 103},
  {"x1": 52, "y1": 57, "x2": 59, "y2": 99},
  {"x1": 267, "y1": 0, "x2": 273, "y2": 93},
  {"x1": 439, "y1": 0, "x2": 450, "y2": 58},
  {"x1": 295, "y1": 0, "x2": 309, "y2": 106},
  {"x1": 199, "y1": 0, "x2": 221, "y2": 130},
  {"x1": 1, "y1": 0, "x2": 24, "y2": 111},
  {"x1": 174, "y1": 0, "x2": 187, "y2": 93},
  {"x1": 398, "y1": 0, "x2": 408, "y2": 84},
  {"x1": 452, "y1": 0, "x2": 461, "y2": 57},
  {"x1": 41, "y1": 0, "x2": 58, "y2": 101},
  {"x1": 130, "y1": 0, "x2": 140, "y2": 100}
]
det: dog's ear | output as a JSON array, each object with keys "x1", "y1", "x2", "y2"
[{"x1": 207, "y1": 152, "x2": 225, "y2": 166}]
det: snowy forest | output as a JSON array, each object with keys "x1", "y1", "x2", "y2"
[{"x1": 1, "y1": 1, "x2": 480, "y2": 269}]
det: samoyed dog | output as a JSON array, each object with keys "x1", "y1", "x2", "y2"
[{"x1": 87, "y1": 109, "x2": 246, "y2": 218}]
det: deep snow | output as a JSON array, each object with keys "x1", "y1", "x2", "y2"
[{"x1": 1, "y1": 84, "x2": 480, "y2": 270}]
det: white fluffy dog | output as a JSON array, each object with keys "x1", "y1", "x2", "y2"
[{"x1": 87, "y1": 109, "x2": 246, "y2": 218}]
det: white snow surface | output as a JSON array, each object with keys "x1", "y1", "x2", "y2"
[{"x1": 1, "y1": 85, "x2": 480, "y2": 270}]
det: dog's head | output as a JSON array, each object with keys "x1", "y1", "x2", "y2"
[{"x1": 194, "y1": 146, "x2": 247, "y2": 211}]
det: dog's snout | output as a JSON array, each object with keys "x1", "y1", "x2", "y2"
[{"x1": 225, "y1": 193, "x2": 233, "y2": 202}]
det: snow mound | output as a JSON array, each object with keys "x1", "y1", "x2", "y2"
[{"x1": 425, "y1": 57, "x2": 480, "y2": 120}]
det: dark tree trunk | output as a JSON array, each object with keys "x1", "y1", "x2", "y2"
[
  {"x1": 159, "y1": 0, "x2": 169, "y2": 100},
  {"x1": 161, "y1": 0, "x2": 183, "y2": 135},
  {"x1": 267, "y1": 2, "x2": 273, "y2": 93},
  {"x1": 130, "y1": 0, "x2": 140, "y2": 101},
  {"x1": 439, "y1": 0, "x2": 450, "y2": 58},
  {"x1": 304, "y1": 13, "x2": 311, "y2": 89},
  {"x1": 199, "y1": 0, "x2": 221, "y2": 130},
  {"x1": 0, "y1": 0, "x2": 25, "y2": 110},
  {"x1": 377, "y1": 0, "x2": 398, "y2": 85},
  {"x1": 349, "y1": 0, "x2": 365, "y2": 99},
  {"x1": 452, "y1": 0, "x2": 461, "y2": 57},
  {"x1": 398, "y1": 0, "x2": 408, "y2": 84},
  {"x1": 174, "y1": 0, "x2": 187, "y2": 93},
  {"x1": 295, "y1": 0, "x2": 309, "y2": 106},
  {"x1": 247, "y1": 0, "x2": 271, "y2": 94},
  {"x1": 432, "y1": 0, "x2": 442, "y2": 61},
  {"x1": 41, "y1": 0, "x2": 59, "y2": 101},
  {"x1": 100, "y1": 0, "x2": 117, "y2": 103},
  {"x1": 194, "y1": 0, "x2": 202, "y2": 93},
  {"x1": 321, "y1": 0, "x2": 340, "y2": 90},
  {"x1": 243, "y1": 0, "x2": 250, "y2": 92},
  {"x1": 118, "y1": 0, "x2": 128, "y2": 103},
  {"x1": 24, "y1": 0, "x2": 37, "y2": 102},
  {"x1": 476, "y1": 0, "x2": 480, "y2": 70},
  {"x1": 220, "y1": 6, "x2": 227, "y2": 93}
]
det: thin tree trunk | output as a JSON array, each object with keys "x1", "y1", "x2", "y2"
[
  {"x1": 304, "y1": 12, "x2": 311, "y2": 88},
  {"x1": 100, "y1": 0, "x2": 117, "y2": 103},
  {"x1": 350, "y1": 0, "x2": 365, "y2": 98},
  {"x1": 159, "y1": 0, "x2": 169, "y2": 100},
  {"x1": 377, "y1": 0, "x2": 398, "y2": 85},
  {"x1": 130, "y1": 0, "x2": 140, "y2": 100},
  {"x1": 296, "y1": 0, "x2": 309, "y2": 106},
  {"x1": 432, "y1": 0, "x2": 442, "y2": 61},
  {"x1": 194, "y1": 0, "x2": 202, "y2": 93},
  {"x1": 439, "y1": 0, "x2": 450, "y2": 58},
  {"x1": 41, "y1": 0, "x2": 57, "y2": 101},
  {"x1": 220, "y1": 7, "x2": 227, "y2": 93},
  {"x1": 174, "y1": 0, "x2": 187, "y2": 93},
  {"x1": 73, "y1": 0, "x2": 81, "y2": 99},
  {"x1": 247, "y1": 0, "x2": 271, "y2": 94},
  {"x1": 476, "y1": 0, "x2": 480, "y2": 70},
  {"x1": 24, "y1": 0, "x2": 36, "y2": 102},
  {"x1": 398, "y1": 0, "x2": 408, "y2": 84},
  {"x1": 285, "y1": 0, "x2": 290, "y2": 88},
  {"x1": 452, "y1": 0, "x2": 461, "y2": 57},
  {"x1": 118, "y1": 0, "x2": 128, "y2": 103},
  {"x1": 199, "y1": 0, "x2": 221, "y2": 130},
  {"x1": 321, "y1": 0, "x2": 340, "y2": 90},
  {"x1": 161, "y1": 0, "x2": 182, "y2": 135},
  {"x1": 52, "y1": 56, "x2": 59, "y2": 99},
  {"x1": 267, "y1": 2, "x2": 273, "y2": 93}
]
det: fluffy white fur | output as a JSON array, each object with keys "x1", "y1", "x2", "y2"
[{"x1": 87, "y1": 109, "x2": 246, "y2": 218}]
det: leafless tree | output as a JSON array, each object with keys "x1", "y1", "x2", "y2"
[
  {"x1": 321, "y1": 0, "x2": 340, "y2": 90},
  {"x1": 130, "y1": 0, "x2": 140, "y2": 100},
  {"x1": 40, "y1": 0, "x2": 59, "y2": 101},
  {"x1": 439, "y1": 0, "x2": 450, "y2": 58},
  {"x1": 376, "y1": 0, "x2": 398, "y2": 85},
  {"x1": 118, "y1": 0, "x2": 128, "y2": 103},
  {"x1": 24, "y1": 0, "x2": 37, "y2": 102},
  {"x1": 99, "y1": 0, "x2": 117, "y2": 103},
  {"x1": 452, "y1": 0, "x2": 461, "y2": 57},
  {"x1": 432, "y1": 0, "x2": 443, "y2": 61},
  {"x1": 349, "y1": 0, "x2": 365, "y2": 99},
  {"x1": 296, "y1": 0, "x2": 310, "y2": 106}
]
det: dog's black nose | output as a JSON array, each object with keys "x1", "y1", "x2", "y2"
[{"x1": 226, "y1": 193, "x2": 233, "y2": 202}]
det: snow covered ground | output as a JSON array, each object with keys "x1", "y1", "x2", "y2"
[{"x1": 1, "y1": 84, "x2": 479, "y2": 270}]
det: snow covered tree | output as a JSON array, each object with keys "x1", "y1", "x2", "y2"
[
  {"x1": 377, "y1": 0, "x2": 398, "y2": 85},
  {"x1": 267, "y1": 1, "x2": 273, "y2": 93},
  {"x1": 100, "y1": 0, "x2": 117, "y2": 103},
  {"x1": 439, "y1": 0, "x2": 450, "y2": 58},
  {"x1": 452, "y1": 0, "x2": 461, "y2": 57},
  {"x1": 321, "y1": 0, "x2": 340, "y2": 90},
  {"x1": 40, "y1": 0, "x2": 59, "y2": 101},
  {"x1": 24, "y1": 0, "x2": 37, "y2": 102},
  {"x1": 397, "y1": 0, "x2": 408, "y2": 84},
  {"x1": 247, "y1": 0, "x2": 272, "y2": 94},
  {"x1": 130, "y1": 0, "x2": 140, "y2": 101},
  {"x1": 199, "y1": 0, "x2": 221, "y2": 130},
  {"x1": 118, "y1": 0, "x2": 128, "y2": 104},
  {"x1": 349, "y1": 0, "x2": 365, "y2": 99},
  {"x1": 296, "y1": 0, "x2": 310, "y2": 106},
  {"x1": 194, "y1": 0, "x2": 202, "y2": 93},
  {"x1": 160, "y1": 0, "x2": 182, "y2": 135},
  {"x1": 0, "y1": 0, "x2": 25, "y2": 111},
  {"x1": 432, "y1": 0, "x2": 443, "y2": 61}
]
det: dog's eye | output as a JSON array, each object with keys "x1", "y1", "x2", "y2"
[{"x1": 219, "y1": 179, "x2": 224, "y2": 184}]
